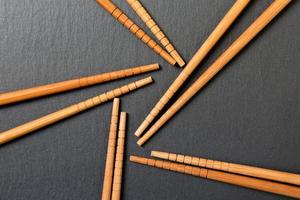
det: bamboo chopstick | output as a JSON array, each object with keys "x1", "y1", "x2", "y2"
[
  {"x1": 130, "y1": 156, "x2": 300, "y2": 199},
  {"x1": 126, "y1": 0, "x2": 185, "y2": 67},
  {"x1": 137, "y1": 0, "x2": 292, "y2": 146},
  {"x1": 111, "y1": 112, "x2": 127, "y2": 200},
  {"x1": 0, "y1": 63, "x2": 159, "y2": 106},
  {"x1": 0, "y1": 77, "x2": 152, "y2": 145},
  {"x1": 95, "y1": 0, "x2": 176, "y2": 66},
  {"x1": 101, "y1": 98, "x2": 120, "y2": 200},
  {"x1": 134, "y1": 0, "x2": 250, "y2": 137},
  {"x1": 151, "y1": 150, "x2": 300, "y2": 186}
]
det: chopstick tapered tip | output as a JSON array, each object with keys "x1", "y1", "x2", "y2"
[
  {"x1": 113, "y1": 98, "x2": 120, "y2": 105},
  {"x1": 129, "y1": 155, "x2": 138, "y2": 162},
  {"x1": 151, "y1": 63, "x2": 160, "y2": 70},
  {"x1": 134, "y1": 119, "x2": 151, "y2": 137},
  {"x1": 170, "y1": 51, "x2": 185, "y2": 67},
  {"x1": 134, "y1": 126, "x2": 145, "y2": 137},
  {"x1": 159, "y1": 50, "x2": 177, "y2": 66},
  {"x1": 141, "y1": 63, "x2": 160, "y2": 72},
  {"x1": 135, "y1": 76, "x2": 153, "y2": 88},
  {"x1": 136, "y1": 138, "x2": 144, "y2": 146},
  {"x1": 136, "y1": 131, "x2": 151, "y2": 146},
  {"x1": 151, "y1": 151, "x2": 169, "y2": 160},
  {"x1": 112, "y1": 98, "x2": 120, "y2": 115},
  {"x1": 130, "y1": 155, "x2": 148, "y2": 165}
]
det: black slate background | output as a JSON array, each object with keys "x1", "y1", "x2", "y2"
[{"x1": 0, "y1": 0, "x2": 299, "y2": 199}]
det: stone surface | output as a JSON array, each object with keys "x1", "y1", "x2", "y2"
[{"x1": 0, "y1": 0, "x2": 299, "y2": 199}]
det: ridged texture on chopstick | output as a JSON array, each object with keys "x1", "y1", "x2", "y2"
[
  {"x1": 95, "y1": 0, "x2": 176, "y2": 65},
  {"x1": 101, "y1": 98, "x2": 120, "y2": 200},
  {"x1": 134, "y1": 0, "x2": 250, "y2": 137},
  {"x1": 137, "y1": 0, "x2": 291, "y2": 146},
  {"x1": 127, "y1": 0, "x2": 185, "y2": 67},
  {"x1": 0, "y1": 77, "x2": 153, "y2": 145},
  {"x1": 111, "y1": 112, "x2": 127, "y2": 200},
  {"x1": 130, "y1": 156, "x2": 300, "y2": 199},
  {"x1": 151, "y1": 150, "x2": 300, "y2": 186},
  {"x1": 0, "y1": 63, "x2": 159, "y2": 106}
]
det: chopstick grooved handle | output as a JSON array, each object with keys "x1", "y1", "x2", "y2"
[
  {"x1": 95, "y1": 0, "x2": 176, "y2": 65},
  {"x1": 151, "y1": 151, "x2": 300, "y2": 186},
  {"x1": 101, "y1": 99, "x2": 120, "y2": 200},
  {"x1": 111, "y1": 112, "x2": 127, "y2": 200},
  {"x1": 126, "y1": 0, "x2": 185, "y2": 66},
  {"x1": 131, "y1": 156, "x2": 300, "y2": 199},
  {"x1": 0, "y1": 77, "x2": 152, "y2": 145},
  {"x1": 0, "y1": 64, "x2": 158, "y2": 106}
]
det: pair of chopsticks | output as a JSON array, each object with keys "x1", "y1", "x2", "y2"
[
  {"x1": 0, "y1": 64, "x2": 159, "y2": 144},
  {"x1": 130, "y1": 151, "x2": 300, "y2": 198},
  {"x1": 95, "y1": 0, "x2": 185, "y2": 67},
  {"x1": 135, "y1": 0, "x2": 292, "y2": 146},
  {"x1": 102, "y1": 99, "x2": 127, "y2": 200}
]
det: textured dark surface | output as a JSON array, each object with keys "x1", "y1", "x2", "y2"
[{"x1": 0, "y1": 0, "x2": 299, "y2": 199}]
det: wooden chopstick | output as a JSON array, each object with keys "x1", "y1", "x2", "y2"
[
  {"x1": 134, "y1": 0, "x2": 250, "y2": 137},
  {"x1": 0, "y1": 77, "x2": 153, "y2": 145},
  {"x1": 0, "y1": 63, "x2": 159, "y2": 106},
  {"x1": 126, "y1": 0, "x2": 185, "y2": 67},
  {"x1": 95, "y1": 0, "x2": 176, "y2": 66},
  {"x1": 137, "y1": 0, "x2": 292, "y2": 146},
  {"x1": 151, "y1": 150, "x2": 300, "y2": 186},
  {"x1": 111, "y1": 112, "x2": 127, "y2": 200},
  {"x1": 101, "y1": 98, "x2": 120, "y2": 200},
  {"x1": 130, "y1": 155, "x2": 300, "y2": 199}
]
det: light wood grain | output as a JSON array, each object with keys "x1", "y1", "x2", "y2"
[
  {"x1": 126, "y1": 0, "x2": 185, "y2": 67},
  {"x1": 111, "y1": 112, "x2": 127, "y2": 200},
  {"x1": 151, "y1": 150, "x2": 300, "y2": 186},
  {"x1": 137, "y1": 0, "x2": 291, "y2": 146},
  {"x1": 134, "y1": 0, "x2": 250, "y2": 137},
  {"x1": 0, "y1": 64, "x2": 159, "y2": 106},
  {"x1": 101, "y1": 98, "x2": 120, "y2": 200},
  {"x1": 130, "y1": 156, "x2": 300, "y2": 199},
  {"x1": 0, "y1": 77, "x2": 152, "y2": 145},
  {"x1": 95, "y1": 0, "x2": 176, "y2": 65}
]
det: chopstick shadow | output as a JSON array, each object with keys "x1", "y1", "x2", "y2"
[{"x1": 137, "y1": 0, "x2": 296, "y2": 144}]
